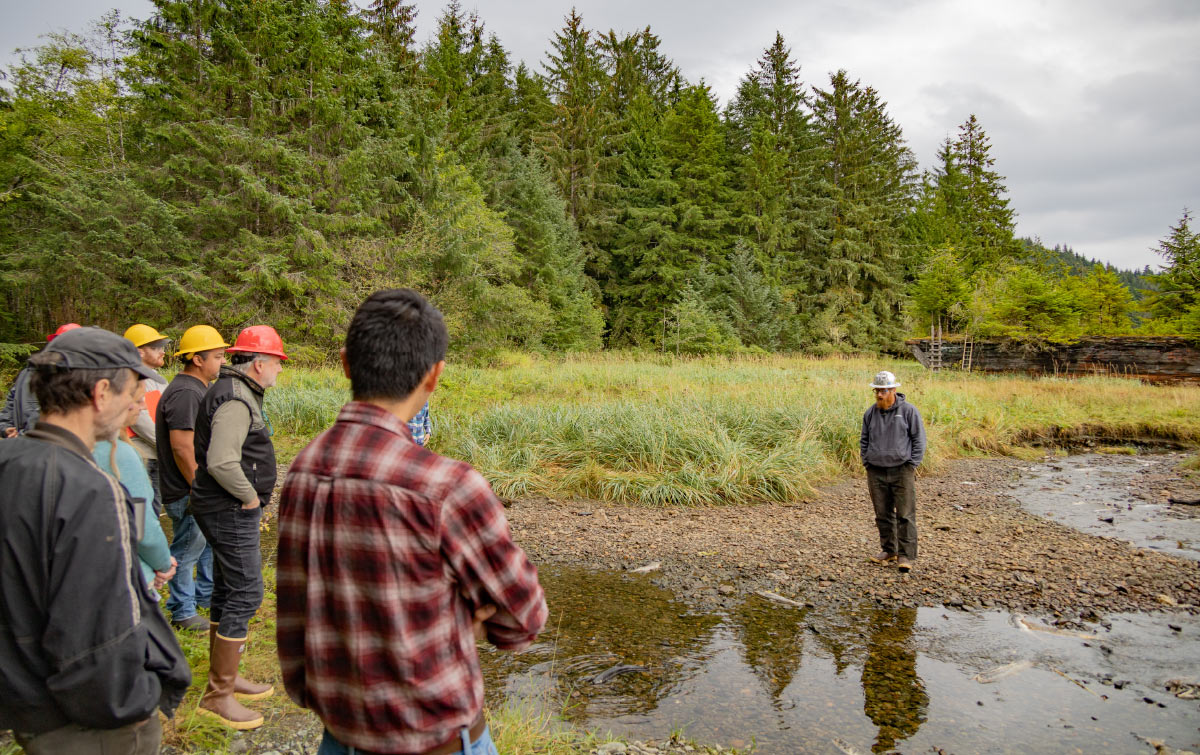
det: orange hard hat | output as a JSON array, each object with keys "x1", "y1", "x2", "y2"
[
  {"x1": 226, "y1": 325, "x2": 288, "y2": 360},
  {"x1": 47, "y1": 323, "x2": 81, "y2": 342}
]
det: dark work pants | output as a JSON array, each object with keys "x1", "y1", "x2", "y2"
[
  {"x1": 146, "y1": 458, "x2": 162, "y2": 516},
  {"x1": 15, "y1": 715, "x2": 161, "y2": 755},
  {"x1": 193, "y1": 505, "x2": 264, "y2": 638},
  {"x1": 867, "y1": 464, "x2": 918, "y2": 559}
]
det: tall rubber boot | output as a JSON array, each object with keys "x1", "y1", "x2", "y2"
[
  {"x1": 198, "y1": 633, "x2": 265, "y2": 730},
  {"x1": 209, "y1": 623, "x2": 274, "y2": 701}
]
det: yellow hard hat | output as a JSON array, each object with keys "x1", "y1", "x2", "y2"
[
  {"x1": 175, "y1": 325, "x2": 230, "y2": 356},
  {"x1": 123, "y1": 323, "x2": 169, "y2": 348}
]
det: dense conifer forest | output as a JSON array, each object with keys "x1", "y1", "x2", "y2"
[{"x1": 2, "y1": 1, "x2": 1196, "y2": 356}]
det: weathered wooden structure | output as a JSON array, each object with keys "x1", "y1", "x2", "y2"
[{"x1": 906, "y1": 336, "x2": 1200, "y2": 382}]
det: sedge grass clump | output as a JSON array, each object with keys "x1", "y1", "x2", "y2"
[
  {"x1": 438, "y1": 398, "x2": 842, "y2": 505},
  {"x1": 487, "y1": 699, "x2": 617, "y2": 755},
  {"x1": 265, "y1": 367, "x2": 349, "y2": 437}
]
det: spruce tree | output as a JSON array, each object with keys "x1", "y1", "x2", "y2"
[
  {"x1": 1147, "y1": 208, "x2": 1200, "y2": 327},
  {"x1": 947, "y1": 113, "x2": 1019, "y2": 272},
  {"x1": 645, "y1": 83, "x2": 734, "y2": 349},
  {"x1": 801, "y1": 70, "x2": 916, "y2": 351},
  {"x1": 538, "y1": 9, "x2": 614, "y2": 278},
  {"x1": 365, "y1": 0, "x2": 418, "y2": 75},
  {"x1": 605, "y1": 88, "x2": 679, "y2": 344},
  {"x1": 511, "y1": 63, "x2": 553, "y2": 154},
  {"x1": 724, "y1": 33, "x2": 811, "y2": 284},
  {"x1": 595, "y1": 26, "x2": 681, "y2": 344}
]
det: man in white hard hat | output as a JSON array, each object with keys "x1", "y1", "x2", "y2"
[{"x1": 860, "y1": 370, "x2": 926, "y2": 573}]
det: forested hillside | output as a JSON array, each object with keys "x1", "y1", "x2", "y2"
[
  {"x1": 2, "y1": 1, "x2": 1196, "y2": 356},
  {"x1": 1035, "y1": 240, "x2": 1156, "y2": 298}
]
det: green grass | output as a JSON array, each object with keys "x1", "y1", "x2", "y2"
[{"x1": 265, "y1": 352, "x2": 1200, "y2": 506}]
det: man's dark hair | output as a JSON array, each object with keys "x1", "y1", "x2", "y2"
[
  {"x1": 29, "y1": 367, "x2": 132, "y2": 415},
  {"x1": 179, "y1": 348, "x2": 220, "y2": 367},
  {"x1": 345, "y1": 288, "x2": 448, "y2": 400}
]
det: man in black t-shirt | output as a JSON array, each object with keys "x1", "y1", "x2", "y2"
[{"x1": 156, "y1": 325, "x2": 228, "y2": 631}]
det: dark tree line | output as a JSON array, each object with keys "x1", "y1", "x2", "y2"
[{"x1": 0, "y1": 2, "x2": 1179, "y2": 356}]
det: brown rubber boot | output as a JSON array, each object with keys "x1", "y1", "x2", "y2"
[
  {"x1": 209, "y1": 624, "x2": 274, "y2": 701},
  {"x1": 198, "y1": 633, "x2": 265, "y2": 730}
]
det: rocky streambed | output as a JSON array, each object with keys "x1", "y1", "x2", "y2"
[
  {"x1": 506, "y1": 452, "x2": 1200, "y2": 618},
  {"x1": 491, "y1": 450, "x2": 1200, "y2": 753}
]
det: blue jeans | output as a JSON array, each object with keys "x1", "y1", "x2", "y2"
[
  {"x1": 317, "y1": 726, "x2": 498, "y2": 755},
  {"x1": 164, "y1": 496, "x2": 214, "y2": 619}
]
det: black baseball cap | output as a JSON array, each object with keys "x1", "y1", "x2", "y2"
[{"x1": 28, "y1": 326, "x2": 159, "y2": 380}]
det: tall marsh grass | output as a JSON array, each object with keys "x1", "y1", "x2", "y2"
[{"x1": 265, "y1": 353, "x2": 1200, "y2": 506}]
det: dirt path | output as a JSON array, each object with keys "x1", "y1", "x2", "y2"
[{"x1": 506, "y1": 453, "x2": 1200, "y2": 618}]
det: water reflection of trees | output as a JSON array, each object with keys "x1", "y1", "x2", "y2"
[
  {"x1": 731, "y1": 599, "x2": 928, "y2": 752},
  {"x1": 479, "y1": 566, "x2": 720, "y2": 720},
  {"x1": 733, "y1": 598, "x2": 809, "y2": 704},
  {"x1": 860, "y1": 608, "x2": 928, "y2": 753}
]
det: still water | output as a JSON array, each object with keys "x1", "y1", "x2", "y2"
[{"x1": 482, "y1": 565, "x2": 1200, "y2": 753}]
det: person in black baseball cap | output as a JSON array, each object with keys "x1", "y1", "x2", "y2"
[{"x1": 0, "y1": 326, "x2": 190, "y2": 753}]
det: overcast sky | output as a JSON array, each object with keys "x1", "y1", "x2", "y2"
[{"x1": 4, "y1": 0, "x2": 1198, "y2": 271}]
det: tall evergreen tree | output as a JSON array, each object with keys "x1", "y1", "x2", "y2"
[
  {"x1": 801, "y1": 70, "x2": 917, "y2": 351},
  {"x1": 1147, "y1": 208, "x2": 1200, "y2": 328},
  {"x1": 946, "y1": 113, "x2": 1019, "y2": 272},
  {"x1": 594, "y1": 26, "x2": 681, "y2": 343},
  {"x1": 724, "y1": 33, "x2": 812, "y2": 285},
  {"x1": 642, "y1": 83, "x2": 733, "y2": 347},
  {"x1": 539, "y1": 9, "x2": 614, "y2": 277},
  {"x1": 365, "y1": 0, "x2": 418, "y2": 76},
  {"x1": 605, "y1": 88, "x2": 678, "y2": 344},
  {"x1": 511, "y1": 62, "x2": 552, "y2": 154}
]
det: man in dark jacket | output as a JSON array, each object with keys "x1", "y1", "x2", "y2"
[
  {"x1": 0, "y1": 327, "x2": 190, "y2": 754},
  {"x1": 190, "y1": 325, "x2": 286, "y2": 730},
  {"x1": 860, "y1": 370, "x2": 927, "y2": 573},
  {"x1": 0, "y1": 323, "x2": 81, "y2": 438}
]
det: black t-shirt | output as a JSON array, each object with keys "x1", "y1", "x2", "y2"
[{"x1": 155, "y1": 373, "x2": 209, "y2": 503}]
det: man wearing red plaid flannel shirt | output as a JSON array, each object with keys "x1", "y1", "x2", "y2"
[{"x1": 276, "y1": 288, "x2": 547, "y2": 755}]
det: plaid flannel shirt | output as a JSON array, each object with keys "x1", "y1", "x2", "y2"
[
  {"x1": 276, "y1": 402, "x2": 546, "y2": 754},
  {"x1": 408, "y1": 401, "x2": 431, "y2": 446}
]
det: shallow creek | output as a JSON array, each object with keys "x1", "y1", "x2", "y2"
[
  {"x1": 1008, "y1": 451, "x2": 1200, "y2": 562},
  {"x1": 480, "y1": 455, "x2": 1200, "y2": 753}
]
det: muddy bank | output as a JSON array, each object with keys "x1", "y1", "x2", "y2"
[{"x1": 507, "y1": 453, "x2": 1200, "y2": 617}]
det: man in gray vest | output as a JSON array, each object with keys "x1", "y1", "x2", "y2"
[
  {"x1": 190, "y1": 325, "x2": 285, "y2": 730},
  {"x1": 860, "y1": 370, "x2": 926, "y2": 573}
]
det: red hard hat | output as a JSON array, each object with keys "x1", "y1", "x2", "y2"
[
  {"x1": 46, "y1": 323, "x2": 81, "y2": 342},
  {"x1": 226, "y1": 325, "x2": 288, "y2": 360}
]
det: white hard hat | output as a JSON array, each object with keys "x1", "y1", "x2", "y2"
[{"x1": 870, "y1": 370, "x2": 900, "y2": 389}]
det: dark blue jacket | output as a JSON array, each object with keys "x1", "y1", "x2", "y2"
[
  {"x1": 0, "y1": 423, "x2": 190, "y2": 735},
  {"x1": 0, "y1": 367, "x2": 39, "y2": 436}
]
